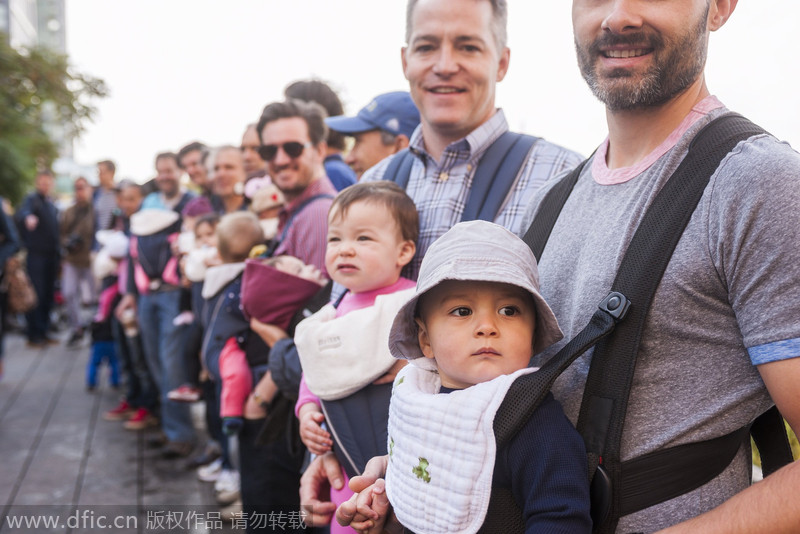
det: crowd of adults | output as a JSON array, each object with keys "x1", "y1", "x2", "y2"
[{"x1": 1, "y1": 0, "x2": 798, "y2": 533}]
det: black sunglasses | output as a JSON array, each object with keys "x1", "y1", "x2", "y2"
[{"x1": 258, "y1": 141, "x2": 312, "y2": 161}]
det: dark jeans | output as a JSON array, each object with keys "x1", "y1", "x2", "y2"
[
  {"x1": 205, "y1": 378, "x2": 238, "y2": 470},
  {"x1": 239, "y1": 418, "x2": 306, "y2": 534},
  {"x1": 25, "y1": 251, "x2": 58, "y2": 342},
  {"x1": 183, "y1": 319, "x2": 203, "y2": 386}
]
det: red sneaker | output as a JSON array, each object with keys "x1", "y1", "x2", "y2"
[
  {"x1": 167, "y1": 385, "x2": 202, "y2": 403},
  {"x1": 123, "y1": 408, "x2": 158, "y2": 431},
  {"x1": 103, "y1": 399, "x2": 135, "y2": 421}
]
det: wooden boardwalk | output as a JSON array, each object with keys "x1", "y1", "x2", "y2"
[{"x1": 0, "y1": 330, "x2": 236, "y2": 533}]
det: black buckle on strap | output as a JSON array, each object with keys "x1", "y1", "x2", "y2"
[{"x1": 599, "y1": 292, "x2": 630, "y2": 321}]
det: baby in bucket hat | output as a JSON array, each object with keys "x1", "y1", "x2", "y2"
[{"x1": 364, "y1": 220, "x2": 591, "y2": 534}]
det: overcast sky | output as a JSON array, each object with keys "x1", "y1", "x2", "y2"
[{"x1": 64, "y1": 1, "x2": 799, "y2": 183}]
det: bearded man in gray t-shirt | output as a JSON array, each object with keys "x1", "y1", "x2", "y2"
[{"x1": 526, "y1": 1, "x2": 800, "y2": 533}]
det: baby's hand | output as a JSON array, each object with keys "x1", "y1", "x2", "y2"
[
  {"x1": 337, "y1": 478, "x2": 392, "y2": 533},
  {"x1": 299, "y1": 408, "x2": 332, "y2": 455}
]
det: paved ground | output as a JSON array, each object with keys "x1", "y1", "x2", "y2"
[{"x1": 0, "y1": 328, "x2": 238, "y2": 534}]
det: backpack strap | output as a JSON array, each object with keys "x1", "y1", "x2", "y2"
[
  {"x1": 578, "y1": 113, "x2": 774, "y2": 532},
  {"x1": 385, "y1": 133, "x2": 539, "y2": 223},
  {"x1": 751, "y1": 404, "x2": 795, "y2": 476},
  {"x1": 522, "y1": 158, "x2": 589, "y2": 260},
  {"x1": 494, "y1": 113, "x2": 792, "y2": 533},
  {"x1": 173, "y1": 191, "x2": 194, "y2": 215},
  {"x1": 384, "y1": 149, "x2": 415, "y2": 190},
  {"x1": 265, "y1": 193, "x2": 334, "y2": 257},
  {"x1": 462, "y1": 132, "x2": 538, "y2": 222}
]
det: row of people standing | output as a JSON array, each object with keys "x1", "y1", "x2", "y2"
[
  {"x1": 90, "y1": 78, "x2": 410, "y2": 526},
  {"x1": 13, "y1": 0, "x2": 800, "y2": 529}
]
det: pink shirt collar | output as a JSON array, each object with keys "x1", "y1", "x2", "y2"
[
  {"x1": 336, "y1": 277, "x2": 416, "y2": 318},
  {"x1": 592, "y1": 96, "x2": 725, "y2": 185}
]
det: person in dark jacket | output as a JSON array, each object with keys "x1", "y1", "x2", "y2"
[{"x1": 17, "y1": 170, "x2": 61, "y2": 347}]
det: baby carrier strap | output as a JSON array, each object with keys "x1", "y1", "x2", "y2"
[
  {"x1": 135, "y1": 217, "x2": 182, "y2": 286},
  {"x1": 265, "y1": 193, "x2": 334, "y2": 258},
  {"x1": 487, "y1": 113, "x2": 793, "y2": 534},
  {"x1": 320, "y1": 383, "x2": 393, "y2": 479},
  {"x1": 477, "y1": 488, "x2": 525, "y2": 534},
  {"x1": 385, "y1": 132, "x2": 539, "y2": 223},
  {"x1": 384, "y1": 149, "x2": 415, "y2": 190},
  {"x1": 174, "y1": 191, "x2": 194, "y2": 215}
]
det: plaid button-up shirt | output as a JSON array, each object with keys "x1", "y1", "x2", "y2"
[{"x1": 362, "y1": 110, "x2": 583, "y2": 279}]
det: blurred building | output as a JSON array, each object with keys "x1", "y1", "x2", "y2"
[
  {"x1": 1, "y1": 0, "x2": 64, "y2": 51},
  {"x1": 2, "y1": 0, "x2": 76, "y2": 195}
]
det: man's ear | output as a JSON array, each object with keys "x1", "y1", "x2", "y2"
[
  {"x1": 415, "y1": 317, "x2": 435, "y2": 360},
  {"x1": 394, "y1": 134, "x2": 410, "y2": 152},
  {"x1": 313, "y1": 140, "x2": 328, "y2": 160},
  {"x1": 397, "y1": 240, "x2": 416, "y2": 269},
  {"x1": 708, "y1": 0, "x2": 738, "y2": 31},
  {"x1": 496, "y1": 46, "x2": 510, "y2": 82}
]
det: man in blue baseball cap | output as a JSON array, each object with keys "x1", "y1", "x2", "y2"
[{"x1": 326, "y1": 91, "x2": 420, "y2": 179}]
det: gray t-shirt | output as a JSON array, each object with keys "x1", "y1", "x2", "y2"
[{"x1": 527, "y1": 105, "x2": 800, "y2": 532}]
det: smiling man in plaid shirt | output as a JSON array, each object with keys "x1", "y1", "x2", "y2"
[{"x1": 361, "y1": 0, "x2": 582, "y2": 280}]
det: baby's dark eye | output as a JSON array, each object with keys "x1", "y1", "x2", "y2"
[
  {"x1": 499, "y1": 306, "x2": 520, "y2": 317},
  {"x1": 450, "y1": 307, "x2": 472, "y2": 317}
]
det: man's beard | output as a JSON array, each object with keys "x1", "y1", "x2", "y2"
[{"x1": 575, "y1": 11, "x2": 709, "y2": 111}]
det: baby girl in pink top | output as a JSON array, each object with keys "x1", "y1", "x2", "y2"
[{"x1": 294, "y1": 182, "x2": 418, "y2": 533}]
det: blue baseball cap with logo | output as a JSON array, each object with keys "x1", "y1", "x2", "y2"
[{"x1": 326, "y1": 91, "x2": 420, "y2": 139}]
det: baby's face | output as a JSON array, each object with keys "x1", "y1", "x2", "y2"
[
  {"x1": 325, "y1": 201, "x2": 414, "y2": 294},
  {"x1": 415, "y1": 280, "x2": 536, "y2": 389},
  {"x1": 195, "y1": 222, "x2": 218, "y2": 248},
  {"x1": 273, "y1": 256, "x2": 326, "y2": 286}
]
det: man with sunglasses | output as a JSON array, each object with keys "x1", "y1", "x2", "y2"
[
  {"x1": 284, "y1": 79, "x2": 358, "y2": 192},
  {"x1": 255, "y1": 98, "x2": 336, "y2": 273}
]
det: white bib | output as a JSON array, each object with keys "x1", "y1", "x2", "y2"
[
  {"x1": 295, "y1": 288, "x2": 415, "y2": 401},
  {"x1": 385, "y1": 364, "x2": 537, "y2": 534}
]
